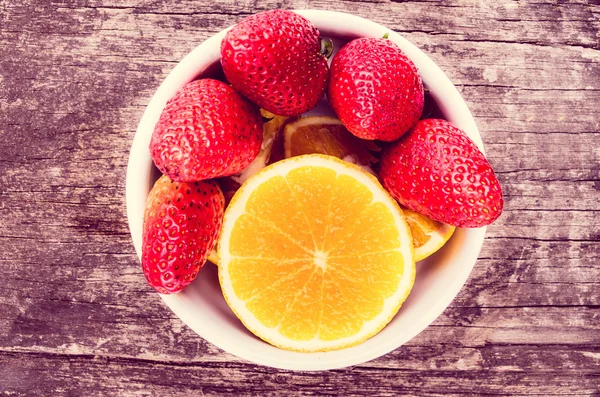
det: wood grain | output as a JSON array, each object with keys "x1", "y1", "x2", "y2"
[{"x1": 1, "y1": 0, "x2": 599, "y2": 395}]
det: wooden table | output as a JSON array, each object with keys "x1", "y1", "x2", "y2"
[{"x1": 1, "y1": 1, "x2": 599, "y2": 395}]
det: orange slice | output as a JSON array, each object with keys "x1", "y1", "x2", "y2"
[
  {"x1": 403, "y1": 208, "x2": 456, "y2": 262},
  {"x1": 283, "y1": 116, "x2": 378, "y2": 166},
  {"x1": 218, "y1": 154, "x2": 415, "y2": 352},
  {"x1": 207, "y1": 249, "x2": 219, "y2": 265}
]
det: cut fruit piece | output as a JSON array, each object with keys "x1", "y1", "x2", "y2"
[
  {"x1": 230, "y1": 109, "x2": 289, "y2": 185},
  {"x1": 218, "y1": 154, "x2": 415, "y2": 352},
  {"x1": 403, "y1": 207, "x2": 456, "y2": 262},
  {"x1": 284, "y1": 116, "x2": 378, "y2": 167},
  {"x1": 207, "y1": 248, "x2": 219, "y2": 265}
]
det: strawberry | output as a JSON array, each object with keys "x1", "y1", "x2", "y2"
[
  {"x1": 150, "y1": 79, "x2": 263, "y2": 182},
  {"x1": 380, "y1": 119, "x2": 503, "y2": 228},
  {"x1": 328, "y1": 37, "x2": 424, "y2": 142},
  {"x1": 220, "y1": 10, "x2": 329, "y2": 117},
  {"x1": 141, "y1": 175, "x2": 225, "y2": 294}
]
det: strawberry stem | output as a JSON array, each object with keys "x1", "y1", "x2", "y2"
[
  {"x1": 320, "y1": 38, "x2": 334, "y2": 59},
  {"x1": 382, "y1": 32, "x2": 389, "y2": 39}
]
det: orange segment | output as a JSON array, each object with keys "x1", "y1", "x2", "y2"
[
  {"x1": 245, "y1": 175, "x2": 316, "y2": 251},
  {"x1": 245, "y1": 263, "x2": 314, "y2": 329},
  {"x1": 283, "y1": 165, "x2": 347, "y2": 249},
  {"x1": 228, "y1": 213, "x2": 310, "y2": 261},
  {"x1": 229, "y1": 257, "x2": 311, "y2": 301},
  {"x1": 402, "y1": 207, "x2": 456, "y2": 262},
  {"x1": 328, "y1": 250, "x2": 407, "y2": 298},
  {"x1": 218, "y1": 154, "x2": 415, "y2": 352},
  {"x1": 277, "y1": 269, "x2": 323, "y2": 340},
  {"x1": 319, "y1": 273, "x2": 364, "y2": 341},
  {"x1": 327, "y1": 201, "x2": 403, "y2": 257}
]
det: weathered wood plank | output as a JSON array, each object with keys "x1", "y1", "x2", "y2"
[
  {"x1": 2, "y1": 2, "x2": 599, "y2": 90},
  {"x1": 5, "y1": 0, "x2": 599, "y2": 48},
  {"x1": 3, "y1": 296, "x2": 599, "y2": 356},
  {"x1": 0, "y1": 352, "x2": 598, "y2": 396}
]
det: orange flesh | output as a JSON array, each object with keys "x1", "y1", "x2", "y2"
[{"x1": 226, "y1": 164, "x2": 407, "y2": 341}]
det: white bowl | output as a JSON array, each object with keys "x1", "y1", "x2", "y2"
[{"x1": 126, "y1": 10, "x2": 486, "y2": 371}]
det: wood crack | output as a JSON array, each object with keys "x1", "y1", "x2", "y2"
[
  {"x1": 449, "y1": 36, "x2": 600, "y2": 51},
  {"x1": 457, "y1": 84, "x2": 600, "y2": 92},
  {"x1": 485, "y1": 236, "x2": 600, "y2": 243},
  {"x1": 54, "y1": 5, "x2": 254, "y2": 17}
]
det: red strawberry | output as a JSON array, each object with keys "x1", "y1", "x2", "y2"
[
  {"x1": 150, "y1": 79, "x2": 263, "y2": 182},
  {"x1": 220, "y1": 10, "x2": 329, "y2": 117},
  {"x1": 141, "y1": 175, "x2": 225, "y2": 294},
  {"x1": 380, "y1": 119, "x2": 503, "y2": 228},
  {"x1": 328, "y1": 37, "x2": 424, "y2": 142}
]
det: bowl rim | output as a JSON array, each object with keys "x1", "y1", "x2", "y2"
[{"x1": 125, "y1": 9, "x2": 486, "y2": 370}]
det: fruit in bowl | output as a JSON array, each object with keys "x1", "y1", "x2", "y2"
[
  {"x1": 126, "y1": 9, "x2": 503, "y2": 370},
  {"x1": 328, "y1": 36, "x2": 424, "y2": 141},
  {"x1": 221, "y1": 9, "x2": 329, "y2": 116}
]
